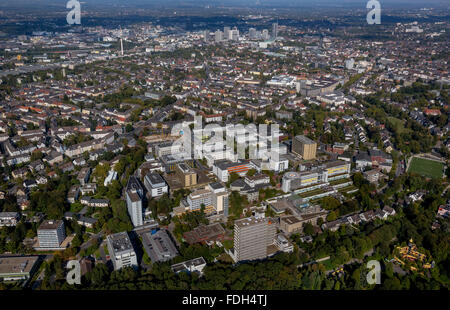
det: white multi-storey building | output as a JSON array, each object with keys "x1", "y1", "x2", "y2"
[{"x1": 106, "y1": 231, "x2": 138, "y2": 271}]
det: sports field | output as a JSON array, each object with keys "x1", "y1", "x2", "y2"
[{"x1": 408, "y1": 157, "x2": 444, "y2": 179}]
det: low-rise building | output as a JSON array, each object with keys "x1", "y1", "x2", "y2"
[
  {"x1": 142, "y1": 229, "x2": 179, "y2": 263},
  {"x1": 0, "y1": 256, "x2": 40, "y2": 282},
  {"x1": 0, "y1": 212, "x2": 20, "y2": 227},
  {"x1": 171, "y1": 257, "x2": 207, "y2": 276}
]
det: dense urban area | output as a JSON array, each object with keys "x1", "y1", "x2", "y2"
[{"x1": 0, "y1": 3, "x2": 448, "y2": 291}]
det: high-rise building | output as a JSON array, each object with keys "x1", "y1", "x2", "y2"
[
  {"x1": 37, "y1": 220, "x2": 66, "y2": 249},
  {"x1": 231, "y1": 27, "x2": 239, "y2": 41},
  {"x1": 203, "y1": 30, "x2": 210, "y2": 42},
  {"x1": 249, "y1": 28, "x2": 257, "y2": 40},
  {"x1": 126, "y1": 176, "x2": 144, "y2": 227},
  {"x1": 292, "y1": 135, "x2": 317, "y2": 160},
  {"x1": 262, "y1": 29, "x2": 270, "y2": 41},
  {"x1": 215, "y1": 30, "x2": 223, "y2": 43},
  {"x1": 272, "y1": 22, "x2": 278, "y2": 39},
  {"x1": 232, "y1": 217, "x2": 276, "y2": 262},
  {"x1": 223, "y1": 27, "x2": 231, "y2": 40},
  {"x1": 106, "y1": 231, "x2": 138, "y2": 271}
]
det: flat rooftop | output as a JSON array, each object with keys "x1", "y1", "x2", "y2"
[
  {"x1": 171, "y1": 257, "x2": 206, "y2": 273},
  {"x1": 38, "y1": 220, "x2": 63, "y2": 230},
  {"x1": 107, "y1": 232, "x2": 134, "y2": 254},
  {"x1": 280, "y1": 215, "x2": 302, "y2": 225},
  {"x1": 183, "y1": 223, "x2": 226, "y2": 244},
  {"x1": 294, "y1": 135, "x2": 316, "y2": 145},
  {"x1": 142, "y1": 229, "x2": 178, "y2": 263},
  {"x1": 146, "y1": 173, "x2": 165, "y2": 185},
  {"x1": 0, "y1": 256, "x2": 39, "y2": 276},
  {"x1": 235, "y1": 216, "x2": 270, "y2": 228}
]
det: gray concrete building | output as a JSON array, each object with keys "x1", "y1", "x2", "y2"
[
  {"x1": 232, "y1": 217, "x2": 276, "y2": 262},
  {"x1": 126, "y1": 176, "x2": 144, "y2": 227},
  {"x1": 106, "y1": 231, "x2": 138, "y2": 271},
  {"x1": 142, "y1": 229, "x2": 178, "y2": 263}
]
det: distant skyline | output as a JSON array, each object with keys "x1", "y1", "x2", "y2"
[{"x1": 1, "y1": 0, "x2": 449, "y2": 9}]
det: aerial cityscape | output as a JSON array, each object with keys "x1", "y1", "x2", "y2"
[{"x1": 0, "y1": 0, "x2": 448, "y2": 295}]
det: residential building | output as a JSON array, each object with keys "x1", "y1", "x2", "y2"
[
  {"x1": 126, "y1": 176, "x2": 144, "y2": 227},
  {"x1": 0, "y1": 212, "x2": 20, "y2": 227}
]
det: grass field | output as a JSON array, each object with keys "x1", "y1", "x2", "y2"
[{"x1": 408, "y1": 157, "x2": 444, "y2": 179}]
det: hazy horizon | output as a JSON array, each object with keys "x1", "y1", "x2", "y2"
[{"x1": 1, "y1": 0, "x2": 449, "y2": 10}]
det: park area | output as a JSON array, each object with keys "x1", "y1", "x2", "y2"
[{"x1": 408, "y1": 157, "x2": 444, "y2": 179}]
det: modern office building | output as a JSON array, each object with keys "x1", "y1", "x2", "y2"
[
  {"x1": 272, "y1": 22, "x2": 278, "y2": 39},
  {"x1": 231, "y1": 27, "x2": 239, "y2": 41},
  {"x1": 175, "y1": 163, "x2": 197, "y2": 188},
  {"x1": 208, "y1": 182, "x2": 229, "y2": 217},
  {"x1": 37, "y1": 220, "x2": 66, "y2": 249},
  {"x1": 292, "y1": 135, "x2": 317, "y2": 160},
  {"x1": 215, "y1": 30, "x2": 223, "y2": 43},
  {"x1": 187, "y1": 189, "x2": 213, "y2": 212},
  {"x1": 144, "y1": 173, "x2": 168, "y2": 198},
  {"x1": 106, "y1": 231, "x2": 138, "y2": 271},
  {"x1": 203, "y1": 30, "x2": 210, "y2": 42},
  {"x1": 223, "y1": 26, "x2": 231, "y2": 40},
  {"x1": 249, "y1": 27, "x2": 257, "y2": 39},
  {"x1": 281, "y1": 160, "x2": 350, "y2": 193},
  {"x1": 126, "y1": 176, "x2": 144, "y2": 227},
  {"x1": 213, "y1": 160, "x2": 250, "y2": 182},
  {"x1": 155, "y1": 141, "x2": 184, "y2": 157},
  {"x1": 142, "y1": 229, "x2": 179, "y2": 263},
  {"x1": 184, "y1": 183, "x2": 229, "y2": 216},
  {"x1": 0, "y1": 256, "x2": 40, "y2": 282},
  {"x1": 232, "y1": 217, "x2": 276, "y2": 263}
]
